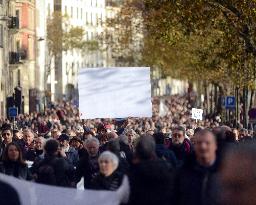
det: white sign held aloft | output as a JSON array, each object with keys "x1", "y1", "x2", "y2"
[
  {"x1": 78, "y1": 67, "x2": 152, "y2": 119},
  {"x1": 192, "y1": 108, "x2": 203, "y2": 120}
]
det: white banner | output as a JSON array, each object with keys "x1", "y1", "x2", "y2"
[
  {"x1": 0, "y1": 174, "x2": 130, "y2": 205},
  {"x1": 192, "y1": 108, "x2": 203, "y2": 120},
  {"x1": 78, "y1": 67, "x2": 152, "y2": 119}
]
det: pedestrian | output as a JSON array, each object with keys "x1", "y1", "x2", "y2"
[
  {"x1": 220, "y1": 142, "x2": 256, "y2": 205},
  {"x1": 0, "y1": 126, "x2": 14, "y2": 158},
  {"x1": 76, "y1": 137, "x2": 100, "y2": 188},
  {"x1": 25, "y1": 137, "x2": 45, "y2": 161},
  {"x1": 128, "y1": 135, "x2": 175, "y2": 205},
  {"x1": 58, "y1": 134, "x2": 79, "y2": 167},
  {"x1": 32, "y1": 139, "x2": 75, "y2": 187},
  {"x1": 0, "y1": 180, "x2": 21, "y2": 205},
  {"x1": 90, "y1": 151, "x2": 124, "y2": 191},
  {"x1": 173, "y1": 129, "x2": 219, "y2": 205},
  {"x1": 169, "y1": 126, "x2": 193, "y2": 166},
  {"x1": 0, "y1": 143, "x2": 32, "y2": 180},
  {"x1": 153, "y1": 132, "x2": 177, "y2": 168}
]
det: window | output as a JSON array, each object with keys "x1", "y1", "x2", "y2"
[
  {"x1": 71, "y1": 7, "x2": 73, "y2": 18},
  {"x1": 0, "y1": 25, "x2": 3, "y2": 47},
  {"x1": 91, "y1": 13, "x2": 93, "y2": 25},
  {"x1": 86, "y1": 12, "x2": 88, "y2": 24}
]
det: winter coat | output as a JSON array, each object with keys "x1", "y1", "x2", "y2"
[
  {"x1": 169, "y1": 138, "x2": 193, "y2": 166},
  {"x1": 173, "y1": 154, "x2": 220, "y2": 205},
  {"x1": 0, "y1": 161, "x2": 32, "y2": 180},
  {"x1": 32, "y1": 155, "x2": 75, "y2": 187},
  {"x1": 155, "y1": 144, "x2": 178, "y2": 168},
  {"x1": 65, "y1": 147, "x2": 79, "y2": 167},
  {"x1": 25, "y1": 149, "x2": 44, "y2": 161},
  {"x1": 75, "y1": 154, "x2": 99, "y2": 188},
  {"x1": 91, "y1": 171, "x2": 124, "y2": 191},
  {"x1": 128, "y1": 159, "x2": 175, "y2": 205}
]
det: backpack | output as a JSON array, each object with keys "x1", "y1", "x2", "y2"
[{"x1": 36, "y1": 159, "x2": 57, "y2": 186}]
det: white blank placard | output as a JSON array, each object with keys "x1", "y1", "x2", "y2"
[{"x1": 78, "y1": 67, "x2": 152, "y2": 119}]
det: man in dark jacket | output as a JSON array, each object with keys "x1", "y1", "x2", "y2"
[
  {"x1": 75, "y1": 137, "x2": 100, "y2": 188},
  {"x1": 58, "y1": 134, "x2": 79, "y2": 167},
  {"x1": 153, "y1": 132, "x2": 177, "y2": 168},
  {"x1": 169, "y1": 126, "x2": 193, "y2": 166},
  {"x1": 174, "y1": 129, "x2": 219, "y2": 205},
  {"x1": 128, "y1": 135, "x2": 175, "y2": 205},
  {"x1": 32, "y1": 139, "x2": 75, "y2": 187},
  {"x1": 25, "y1": 137, "x2": 45, "y2": 161},
  {"x1": 0, "y1": 126, "x2": 14, "y2": 158}
]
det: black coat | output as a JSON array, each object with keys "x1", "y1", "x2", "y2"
[
  {"x1": 169, "y1": 139, "x2": 193, "y2": 166},
  {"x1": 155, "y1": 144, "x2": 178, "y2": 168},
  {"x1": 75, "y1": 154, "x2": 99, "y2": 188},
  {"x1": 173, "y1": 155, "x2": 220, "y2": 205},
  {"x1": 128, "y1": 159, "x2": 175, "y2": 205},
  {"x1": 91, "y1": 171, "x2": 124, "y2": 191},
  {"x1": 0, "y1": 161, "x2": 32, "y2": 180},
  {"x1": 25, "y1": 149, "x2": 44, "y2": 161},
  {"x1": 0, "y1": 181, "x2": 21, "y2": 205},
  {"x1": 32, "y1": 155, "x2": 75, "y2": 187}
]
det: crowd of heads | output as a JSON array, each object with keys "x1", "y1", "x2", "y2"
[{"x1": 0, "y1": 94, "x2": 255, "y2": 205}]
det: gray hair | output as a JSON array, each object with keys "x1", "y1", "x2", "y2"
[
  {"x1": 98, "y1": 151, "x2": 119, "y2": 170},
  {"x1": 85, "y1": 137, "x2": 100, "y2": 146},
  {"x1": 37, "y1": 137, "x2": 46, "y2": 145}
]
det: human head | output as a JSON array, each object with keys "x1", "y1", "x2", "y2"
[
  {"x1": 85, "y1": 137, "x2": 100, "y2": 157},
  {"x1": 153, "y1": 132, "x2": 165, "y2": 145},
  {"x1": 106, "y1": 139, "x2": 120, "y2": 156},
  {"x1": 70, "y1": 137, "x2": 82, "y2": 149},
  {"x1": 194, "y1": 129, "x2": 217, "y2": 167},
  {"x1": 3, "y1": 143, "x2": 25, "y2": 164},
  {"x1": 58, "y1": 134, "x2": 70, "y2": 148},
  {"x1": 23, "y1": 129, "x2": 35, "y2": 145},
  {"x1": 134, "y1": 135, "x2": 156, "y2": 161},
  {"x1": 14, "y1": 129, "x2": 23, "y2": 140},
  {"x1": 2, "y1": 127, "x2": 13, "y2": 144},
  {"x1": 172, "y1": 126, "x2": 186, "y2": 146},
  {"x1": 220, "y1": 142, "x2": 256, "y2": 205},
  {"x1": 98, "y1": 151, "x2": 119, "y2": 177},
  {"x1": 124, "y1": 128, "x2": 137, "y2": 145},
  {"x1": 44, "y1": 139, "x2": 59, "y2": 156},
  {"x1": 51, "y1": 128, "x2": 60, "y2": 139},
  {"x1": 35, "y1": 137, "x2": 46, "y2": 150}
]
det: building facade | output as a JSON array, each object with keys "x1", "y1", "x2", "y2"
[{"x1": 0, "y1": 0, "x2": 8, "y2": 117}]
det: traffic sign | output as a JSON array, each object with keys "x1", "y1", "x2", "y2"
[
  {"x1": 225, "y1": 96, "x2": 236, "y2": 109},
  {"x1": 8, "y1": 107, "x2": 18, "y2": 118}
]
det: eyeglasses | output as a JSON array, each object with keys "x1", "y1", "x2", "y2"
[{"x1": 2, "y1": 133, "x2": 11, "y2": 136}]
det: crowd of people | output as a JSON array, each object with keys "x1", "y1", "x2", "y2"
[{"x1": 0, "y1": 94, "x2": 255, "y2": 205}]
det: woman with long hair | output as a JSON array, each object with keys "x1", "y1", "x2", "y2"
[{"x1": 0, "y1": 143, "x2": 32, "y2": 180}]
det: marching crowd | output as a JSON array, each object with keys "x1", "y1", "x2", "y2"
[{"x1": 0, "y1": 94, "x2": 255, "y2": 205}]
